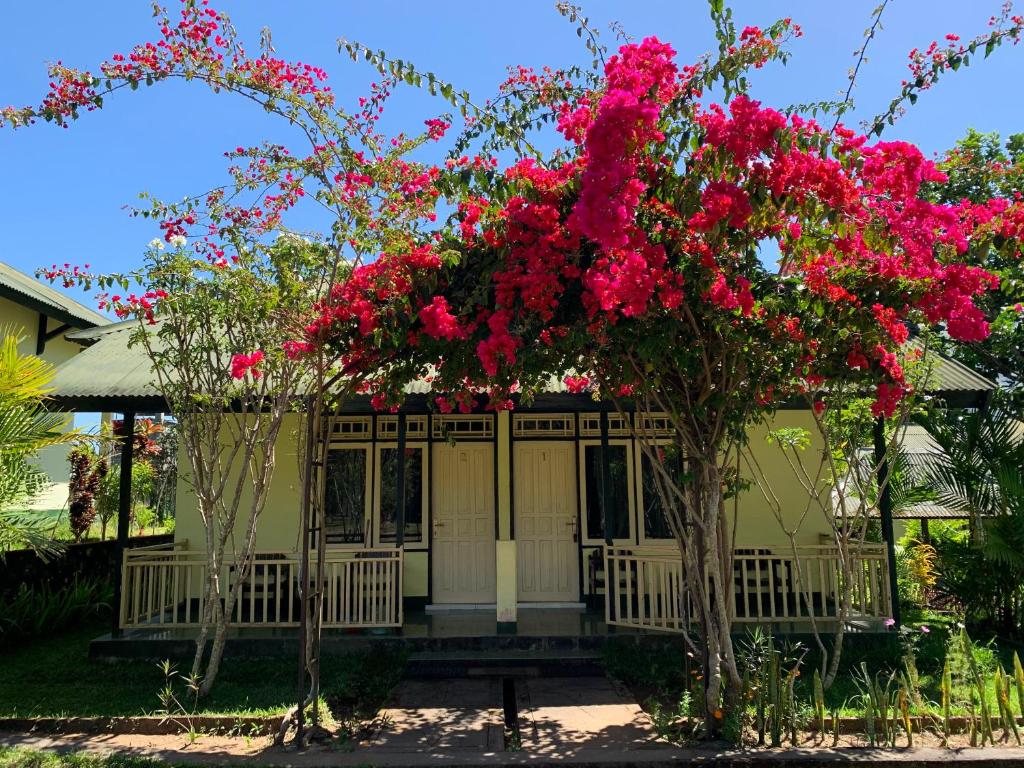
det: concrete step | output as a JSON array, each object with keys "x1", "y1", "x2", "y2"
[{"x1": 405, "y1": 649, "x2": 605, "y2": 679}]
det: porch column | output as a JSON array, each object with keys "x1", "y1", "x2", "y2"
[
  {"x1": 395, "y1": 412, "x2": 407, "y2": 547},
  {"x1": 599, "y1": 409, "x2": 613, "y2": 546},
  {"x1": 495, "y1": 411, "x2": 517, "y2": 627},
  {"x1": 111, "y1": 411, "x2": 136, "y2": 638},
  {"x1": 873, "y1": 416, "x2": 901, "y2": 629}
]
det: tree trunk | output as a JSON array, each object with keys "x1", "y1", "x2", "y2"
[{"x1": 685, "y1": 458, "x2": 743, "y2": 738}]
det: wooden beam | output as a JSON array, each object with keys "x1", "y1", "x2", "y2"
[
  {"x1": 43, "y1": 322, "x2": 71, "y2": 342},
  {"x1": 111, "y1": 412, "x2": 136, "y2": 638},
  {"x1": 35, "y1": 313, "x2": 47, "y2": 356}
]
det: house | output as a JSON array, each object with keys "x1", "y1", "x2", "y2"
[
  {"x1": 0, "y1": 261, "x2": 109, "y2": 509},
  {"x1": 46, "y1": 320, "x2": 995, "y2": 652}
]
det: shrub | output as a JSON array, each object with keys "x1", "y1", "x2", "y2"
[{"x1": 0, "y1": 576, "x2": 112, "y2": 644}]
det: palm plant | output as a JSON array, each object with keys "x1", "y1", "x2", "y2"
[
  {"x1": 917, "y1": 404, "x2": 1024, "y2": 631},
  {"x1": 0, "y1": 326, "x2": 78, "y2": 556}
]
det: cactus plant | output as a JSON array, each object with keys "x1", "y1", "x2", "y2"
[
  {"x1": 813, "y1": 669, "x2": 826, "y2": 740},
  {"x1": 1014, "y1": 652, "x2": 1024, "y2": 721},
  {"x1": 941, "y1": 658, "x2": 952, "y2": 747}
]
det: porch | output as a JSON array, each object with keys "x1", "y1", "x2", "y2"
[{"x1": 96, "y1": 539, "x2": 892, "y2": 657}]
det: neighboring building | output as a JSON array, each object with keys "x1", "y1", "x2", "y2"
[
  {"x1": 0, "y1": 261, "x2": 109, "y2": 509},
  {"x1": 46, "y1": 322, "x2": 994, "y2": 651}
]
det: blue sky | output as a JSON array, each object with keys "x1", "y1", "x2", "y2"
[{"x1": 2, "y1": 0, "x2": 1022, "y2": 315}]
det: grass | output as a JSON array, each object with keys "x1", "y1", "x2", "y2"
[
  {"x1": 0, "y1": 619, "x2": 405, "y2": 720},
  {"x1": 0, "y1": 748, "x2": 170, "y2": 768},
  {"x1": 22, "y1": 509, "x2": 171, "y2": 546}
]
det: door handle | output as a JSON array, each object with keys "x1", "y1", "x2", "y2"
[{"x1": 565, "y1": 518, "x2": 578, "y2": 542}]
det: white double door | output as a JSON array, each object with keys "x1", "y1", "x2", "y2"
[
  {"x1": 514, "y1": 442, "x2": 579, "y2": 602},
  {"x1": 430, "y1": 440, "x2": 580, "y2": 605}
]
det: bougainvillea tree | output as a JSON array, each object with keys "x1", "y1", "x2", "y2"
[
  {"x1": 8, "y1": 0, "x2": 1024, "y2": 737},
  {"x1": 339, "y1": 3, "x2": 1024, "y2": 728},
  {"x1": 5, "y1": 1, "x2": 452, "y2": 711}
]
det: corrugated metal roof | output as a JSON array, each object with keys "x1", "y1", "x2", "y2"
[
  {"x1": 49, "y1": 323, "x2": 994, "y2": 406},
  {"x1": 0, "y1": 261, "x2": 108, "y2": 328},
  {"x1": 909, "y1": 338, "x2": 995, "y2": 393},
  {"x1": 50, "y1": 321, "x2": 161, "y2": 401}
]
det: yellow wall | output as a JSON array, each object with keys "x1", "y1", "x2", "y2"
[
  {"x1": 172, "y1": 413, "x2": 432, "y2": 598},
  {"x1": 172, "y1": 408, "x2": 835, "y2": 606},
  {"x1": 0, "y1": 294, "x2": 96, "y2": 509},
  {"x1": 734, "y1": 410, "x2": 834, "y2": 547}
]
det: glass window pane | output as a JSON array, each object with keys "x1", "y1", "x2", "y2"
[
  {"x1": 584, "y1": 444, "x2": 630, "y2": 540},
  {"x1": 324, "y1": 449, "x2": 366, "y2": 544},
  {"x1": 379, "y1": 447, "x2": 424, "y2": 543},
  {"x1": 641, "y1": 452, "x2": 676, "y2": 539}
]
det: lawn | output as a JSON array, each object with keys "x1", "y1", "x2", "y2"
[
  {"x1": 0, "y1": 620, "x2": 404, "y2": 720},
  {"x1": 26, "y1": 509, "x2": 172, "y2": 545}
]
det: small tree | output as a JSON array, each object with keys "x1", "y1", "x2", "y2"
[{"x1": 67, "y1": 445, "x2": 108, "y2": 541}]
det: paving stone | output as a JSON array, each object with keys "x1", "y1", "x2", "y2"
[
  {"x1": 369, "y1": 678, "x2": 504, "y2": 753},
  {"x1": 515, "y1": 676, "x2": 667, "y2": 755}
]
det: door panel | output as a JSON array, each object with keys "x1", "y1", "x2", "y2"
[
  {"x1": 514, "y1": 442, "x2": 579, "y2": 602},
  {"x1": 432, "y1": 443, "x2": 496, "y2": 603}
]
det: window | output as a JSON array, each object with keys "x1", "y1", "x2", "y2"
[
  {"x1": 324, "y1": 448, "x2": 367, "y2": 544},
  {"x1": 640, "y1": 451, "x2": 678, "y2": 540},
  {"x1": 583, "y1": 444, "x2": 631, "y2": 541},
  {"x1": 378, "y1": 446, "x2": 424, "y2": 543}
]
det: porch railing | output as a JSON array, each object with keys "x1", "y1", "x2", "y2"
[
  {"x1": 604, "y1": 544, "x2": 891, "y2": 633},
  {"x1": 120, "y1": 544, "x2": 403, "y2": 630}
]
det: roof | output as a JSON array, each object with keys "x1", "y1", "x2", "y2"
[
  {"x1": 49, "y1": 320, "x2": 166, "y2": 412},
  {"x1": 47, "y1": 323, "x2": 997, "y2": 412},
  {"x1": 0, "y1": 262, "x2": 109, "y2": 329},
  {"x1": 910, "y1": 338, "x2": 995, "y2": 397}
]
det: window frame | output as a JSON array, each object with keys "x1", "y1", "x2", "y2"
[
  {"x1": 634, "y1": 439, "x2": 679, "y2": 547},
  {"x1": 322, "y1": 442, "x2": 373, "y2": 550},
  {"x1": 372, "y1": 441, "x2": 429, "y2": 550},
  {"x1": 578, "y1": 438, "x2": 636, "y2": 546}
]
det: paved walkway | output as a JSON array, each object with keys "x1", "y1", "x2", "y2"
[
  {"x1": 6, "y1": 675, "x2": 1024, "y2": 765},
  {"x1": 369, "y1": 678, "x2": 505, "y2": 753},
  {"x1": 514, "y1": 676, "x2": 668, "y2": 756}
]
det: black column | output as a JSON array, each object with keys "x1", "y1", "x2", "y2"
[
  {"x1": 111, "y1": 412, "x2": 136, "y2": 638},
  {"x1": 395, "y1": 412, "x2": 407, "y2": 547},
  {"x1": 873, "y1": 416, "x2": 901, "y2": 629},
  {"x1": 35, "y1": 313, "x2": 47, "y2": 356},
  {"x1": 599, "y1": 409, "x2": 613, "y2": 546}
]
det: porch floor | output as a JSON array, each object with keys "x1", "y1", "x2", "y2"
[{"x1": 90, "y1": 605, "x2": 886, "y2": 660}]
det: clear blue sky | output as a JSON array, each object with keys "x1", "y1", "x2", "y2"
[{"x1": 2, "y1": 0, "x2": 1022, "y2": 314}]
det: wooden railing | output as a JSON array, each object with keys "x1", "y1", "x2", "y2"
[
  {"x1": 120, "y1": 545, "x2": 403, "y2": 630},
  {"x1": 605, "y1": 544, "x2": 891, "y2": 633}
]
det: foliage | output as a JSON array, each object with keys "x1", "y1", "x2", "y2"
[
  {"x1": 895, "y1": 541, "x2": 938, "y2": 609},
  {"x1": 918, "y1": 404, "x2": 1024, "y2": 632},
  {"x1": 6, "y1": 0, "x2": 1024, "y2": 735},
  {"x1": 927, "y1": 129, "x2": 1024, "y2": 393},
  {"x1": 0, "y1": 576, "x2": 112, "y2": 645},
  {"x1": 0, "y1": 617, "x2": 405, "y2": 720},
  {"x1": 0, "y1": 327, "x2": 77, "y2": 556},
  {"x1": 67, "y1": 445, "x2": 108, "y2": 541},
  {"x1": 96, "y1": 459, "x2": 156, "y2": 540}
]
